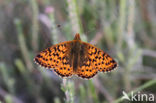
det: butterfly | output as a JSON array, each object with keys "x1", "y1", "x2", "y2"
[{"x1": 34, "y1": 33, "x2": 117, "y2": 79}]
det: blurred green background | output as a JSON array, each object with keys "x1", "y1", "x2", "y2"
[{"x1": 0, "y1": 0, "x2": 156, "y2": 103}]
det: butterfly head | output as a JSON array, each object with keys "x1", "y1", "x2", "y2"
[{"x1": 74, "y1": 33, "x2": 81, "y2": 40}]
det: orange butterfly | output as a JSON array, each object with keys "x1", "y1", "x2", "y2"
[{"x1": 34, "y1": 33, "x2": 117, "y2": 79}]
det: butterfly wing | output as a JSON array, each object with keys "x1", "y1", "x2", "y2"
[
  {"x1": 34, "y1": 41, "x2": 73, "y2": 78},
  {"x1": 76, "y1": 42, "x2": 117, "y2": 79},
  {"x1": 76, "y1": 63, "x2": 98, "y2": 79}
]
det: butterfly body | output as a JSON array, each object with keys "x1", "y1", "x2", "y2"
[
  {"x1": 70, "y1": 40, "x2": 81, "y2": 72},
  {"x1": 70, "y1": 36, "x2": 86, "y2": 72},
  {"x1": 34, "y1": 33, "x2": 117, "y2": 79}
]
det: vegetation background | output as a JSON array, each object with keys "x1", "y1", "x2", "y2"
[{"x1": 0, "y1": 0, "x2": 156, "y2": 103}]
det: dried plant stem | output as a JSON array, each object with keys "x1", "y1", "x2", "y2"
[
  {"x1": 117, "y1": 0, "x2": 126, "y2": 50},
  {"x1": 14, "y1": 19, "x2": 33, "y2": 71},
  {"x1": 0, "y1": 63, "x2": 15, "y2": 94},
  {"x1": 63, "y1": 79, "x2": 70, "y2": 102},
  {"x1": 0, "y1": 87, "x2": 24, "y2": 103},
  {"x1": 30, "y1": 0, "x2": 39, "y2": 52},
  {"x1": 123, "y1": 0, "x2": 136, "y2": 91},
  {"x1": 127, "y1": 0, "x2": 135, "y2": 49},
  {"x1": 67, "y1": 0, "x2": 86, "y2": 41},
  {"x1": 46, "y1": 7, "x2": 59, "y2": 44},
  {"x1": 62, "y1": 79, "x2": 74, "y2": 103},
  {"x1": 114, "y1": 80, "x2": 156, "y2": 103},
  {"x1": 93, "y1": 78, "x2": 114, "y2": 103}
]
